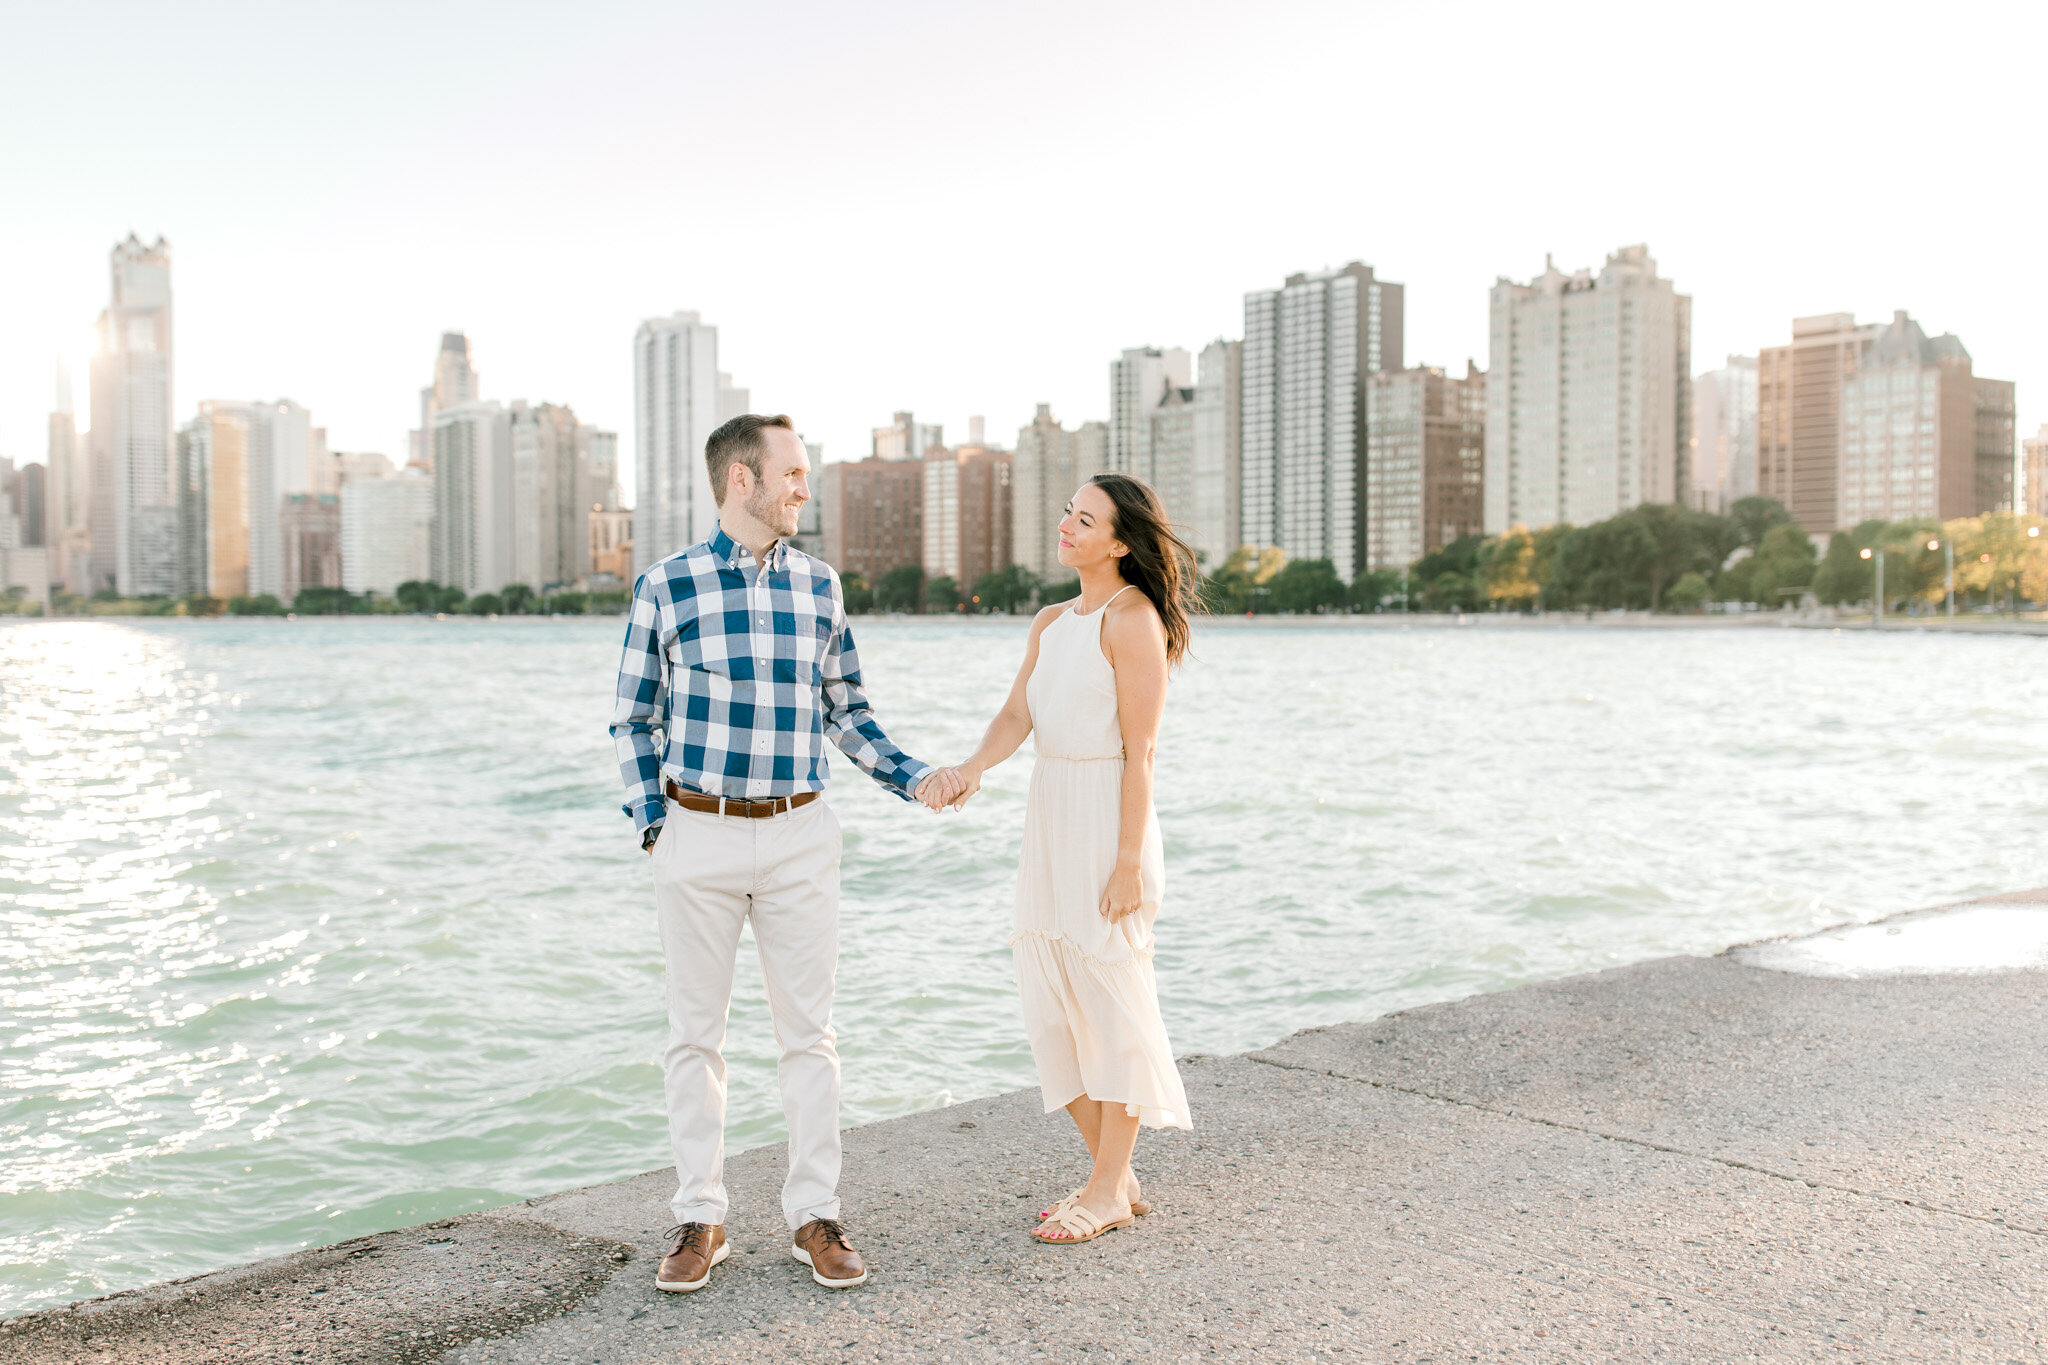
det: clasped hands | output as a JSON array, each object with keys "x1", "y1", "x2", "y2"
[{"x1": 914, "y1": 764, "x2": 981, "y2": 813}]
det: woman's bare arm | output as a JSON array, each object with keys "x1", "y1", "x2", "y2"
[{"x1": 1099, "y1": 593, "x2": 1168, "y2": 919}]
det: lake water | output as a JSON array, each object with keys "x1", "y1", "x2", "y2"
[{"x1": 4, "y1": 616, "x2": 2046, "y2": 1315}]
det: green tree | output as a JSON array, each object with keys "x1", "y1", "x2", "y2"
[
  {"x1": 176, "y1": 595, "x2": 226, "y2": 617},
  {"x1": 839, "y1": 571, "x2": 874, "y2": 614},
  {"x1": 1350, "y1": 567, "x2": 1401, "y2": 612},
  {"x1": 229, "y1": 594, "x2": 287, "y2": 616},
  {"x1": 875, "y1": 564, "x2": 924, "y2": 613},
  {"x1": 292, "y1": 586, "x2": 364, "y2": 615},
  {"x1": 1267, "y1": 558, "x2": 1347, "y2": 613},
  {"x1": 1811, "y1": 520, "x2": 1892, "y2": 605},
  {"x1": 1735, "y1": 523, "x2": 1817, "y2": 605},
  {"x1": 1412, "y1": 535, "x2": 1487, "y2": 590},
  {"x1": 546, "y1": 591, "x2": 588, "y2": 615},
  {"x1": 1479, "y1": 526, "x2": 1540, "y2": 610},
  {"x1": 586, "y1": 589, "x2": 630, "y2": 614},
  {"x1": 1038, "y1": 577, "x2": 1082, "y2": 606},
  {"x1": 925, "y1": 575, "x2": 961, "y2": 613},
  {"x1": 467, "y1": 592, "x2": 505, "y2": 615},
  {"x1": 1663, "y1": 571, "x2": 1711, "y2": 612},
  {"x1": 499, "y1": 583, "x2": 536, "y2": 615},
  {"x1": 396, "y1": 579, "x2": 465, "y2": 614},
  {"x1": 970, "y1": 564, "x2": 1038, "y2": 613},
  {"x1": 1730, "y1": 495, "x2": 1793, "y2": 548},
  {"x1": 1420, "y1": 571, "x2": 1481, "y2": 612}
]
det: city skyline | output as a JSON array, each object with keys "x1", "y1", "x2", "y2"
[{"x1": 2, "y1": 1, "x2": 2041, "y2": 496}]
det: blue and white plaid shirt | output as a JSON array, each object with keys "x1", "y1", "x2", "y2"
[{"x1": 609, "y1": 527, "x2": 933, "y2": 838}]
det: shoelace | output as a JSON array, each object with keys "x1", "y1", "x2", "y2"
[
  {"x1": 663, "y1": 1222, "x2": 709, "y2": 1257},
  {"x1": 805, "y1": 1217, "x2": 851, "y2": 1249}
]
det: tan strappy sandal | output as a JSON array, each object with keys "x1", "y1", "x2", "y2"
[
  {"x1": 1032, "y1": 1201, "x2": 1135, "y2": 1245},
  {"x1": 1039, "y1": 1188, "x2": 1152, "y2": 1220}
]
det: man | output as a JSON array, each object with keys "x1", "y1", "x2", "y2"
[{"x1": 610, "y1": 413, "x2": 958, "y2": 1294}]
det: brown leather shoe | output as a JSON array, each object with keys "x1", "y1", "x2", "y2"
[
  {"x1": 791, "y1": 1218, "x2": 868, "y2": 1288},
  {"x1": 655, "y1": 1222, "x2": 727, "y2": 1292}
]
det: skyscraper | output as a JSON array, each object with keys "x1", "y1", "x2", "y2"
[
  {"x1": 1484, "y1": 246, "x2": 1689, "y2": 535},
  {"x1": 633, "y1": 311, "x2": 722, "y2": 571},
  {"x1": 1365, "y1": 363, "x2": 1486, "y2": 570},
  {"x1": 1241, "y1": 261, "x2": 1404, "y2": 582},
  {"x1": 411, "y1": 333, "x2": 479, "y2": 471},
  {"x1": 431, "y1": 400, "x2": 513, "y2": 592},
  {"x1": 341, "y1": 468, "x2": 431, "y2": 595},
  {"x1": 45, "y1": 364, "x2": 89, "y2": 592},
  {"x1": 243, "y1": 399, "x2": 315, "y2": 598},
  {"x1": 89, "y1": 234, "x2": 175, "y2": 595},
  {"x1": 1974, "y1": 376, "x2": 2017, "y2": 515},
  {"x1": 2023, "y1": 426, "x2": 2048, "y2": 519},
  {"x1": 1109, "y1": 347, "x2": 1191, "y2": 482},
  {"x1": 1010, "y1": 405, "x2": 1080, "y2": 584},
  {"x1": 871, "y1": 411, "x2": 944, "y2": 462},
  {"x1": 1836, "y1": 311, "x2": 2005, "y2": 526},
  {"x1": 922, "y1": 442, "x2": 1012, "y2": 594},
  {"x1": 1691, "y1": 355, "x2": 1759, "y2": 512},
  {"x1": 279, "y1": 493, "x2": 341, "y2": 602},
  {"x1": 1756, "y1": 314, "x2": 1883, "y2": 533},
  {"x1": 819, "y1": 456, "x2": 924, "y2": 586},
  {"x1": 174, "y1": 402, "x2": 251, "y2": 599},
  {"x1": 1190, "y1": 338, "x2": 1242, "y2": 568},
  {"x1": 1144, "y1": 384, "x2": 1198, "y2": 542}
]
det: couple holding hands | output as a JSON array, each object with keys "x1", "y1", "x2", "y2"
[{"x1": 609, "y1": 413, "x2": 1196, "y2": 1295}]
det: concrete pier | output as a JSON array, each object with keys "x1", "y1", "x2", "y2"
[{"x1": 6, "y1": 890, "x2": 2044, "y2": 1363}]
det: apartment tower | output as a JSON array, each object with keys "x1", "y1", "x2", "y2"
[
  {"x1": 633, "y1": 311, "x2": 722, "y2": 571},
  {"x1": 1365, "y1": 363, "x2": 1486, "y2": 569},
  {"x1": 89, "y1": 234, "x2": 176, "y2": 595},
  {"x1": 1242, "y1": 261, "x2": 1404, "y2": 582},
  {"x1": 1484, "y1": 246, "x2": 1690, "y2": 535}
]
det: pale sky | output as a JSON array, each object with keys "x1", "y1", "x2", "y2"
[{"x1": 2, "y1": 0, "x2": 2040, "y2": 502}]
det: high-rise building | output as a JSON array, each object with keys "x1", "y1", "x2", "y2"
[
  {"x1": 431, "y1": 400, "x2": 513, "y2": 593},
  {"x1": 1365, "y1": 363, "x2": 1486, "y2": 570},
  {"x1": 45, "y1": 364, "x2": 90, "y2": 593},
  {"x1": 1012, "y1": 405, "x2": 1081, "y2": 583},
  {"x1": 1836, "y1": 311, "x2": 2008, "y2": 526},
  {"x1": 341, "y1": 467, "x2": 431, "y2": 596},
  {"x1": 1110, "y1": 346, "x2": 1191, "y2": 482},
  {"x1": 1691, "y1": 355, "x2": 1759, "y2": 513},
  {"x1": 244, "y1": 399, "x2": 316, "y2": 598},
  {"x1": 1144, "y1": 384, "x2": 1199, "y2": 543},
  {"x1": 2023, "y1": 426, "x2": 2048, "y2": 519},
  {"x1": 411, "y1": 333, "x2": 479, "y2": 471},
  {"x1": 334, "y1": 451, "x2": 396, "y2": 486},
  {"x1": 589, "y1": 509, "x2": 633, "y2": 583},
  {"x1": 820, "y1": 456, "x2": 924, "y2": 586},
  {"x1": 1484, "y1": 246, "x2": 1690, "y2": 535},
  {"x1": 174, "y1": 402, "x2": 251, "y2": 599},
  {"x1": 872, "y1": 411, "x2": 944, "y2": 462},
  {"x1": 922, "y1": 443, "x2": 1012, "y2": 595},
  {"x1": 0, "y1": 463, "x2": 51, "y2": 612},
  {"x1": 6, "y1": 461, "x2": 46, "y2": 550},
  {"x1": 279, "y1": 493, "x2": 341, "y2": 602},
  {"x1": 716, "y1": 372, "x2": 751, "y2": 427},
  {"x1": 1190, "y1": 339, "x2": 1242, "y2": 567},
  {"x1": 1242, "y1": 261, "x2": 1404, "y2": 581},
  {"x1": 89, "y1": 234, "x2": 176, "y2": 595},
  {"x1": 1756, "y1": 313, "x2": 1884, "y2": 533},
  {"x1": 633, "y1": 311, "x2": 722, "y2": 571},
  {"x1": 1974, "y1": 376, "x2": 2017, "y2": 516},
  {"x1": 509, "y1": 401, "x2": 602, "y2": 590}
]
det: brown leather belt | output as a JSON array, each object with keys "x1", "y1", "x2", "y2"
[{"x1": 665, "y1": 779, "x2": 821, "y2": 819}]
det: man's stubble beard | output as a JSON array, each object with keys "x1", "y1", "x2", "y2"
[{"x1": 744, "y1": 482, "x2": 798, "y2": 538}]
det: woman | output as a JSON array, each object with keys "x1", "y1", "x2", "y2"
[{"x1": 923, "y1": 472, "x2": 1199, "y2": 1245}]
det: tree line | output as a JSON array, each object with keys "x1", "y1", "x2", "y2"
[
  {"x1": 45, "y1": 580, "x2": 635, "y2": 618},
  {"x1": 1193, "y1": 497, "x2": 2048, "y2": 616}
]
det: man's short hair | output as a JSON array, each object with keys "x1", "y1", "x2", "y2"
[{"x1": 705, "y1": 413, "x2": 795, "y2": 506}]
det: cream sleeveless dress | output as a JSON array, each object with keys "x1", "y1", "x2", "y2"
[{"x1": 1010, "y1": 587, "x2": 1192, "y2": 1130}]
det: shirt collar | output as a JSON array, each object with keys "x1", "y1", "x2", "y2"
[{"x1": 708, "y1": 525, "x2": 787, "y2": 572}]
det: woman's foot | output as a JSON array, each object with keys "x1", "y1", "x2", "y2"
[
  {"x1": 1039, "y1": 1174, "x2": 1144, "y2": 1221},
  {"x1": 1033, "y1": 1189, "x2": 1135, "y2": 1243}
]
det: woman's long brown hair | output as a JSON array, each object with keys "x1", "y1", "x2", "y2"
[{"x1": 1087, "y1": 471, "x2": 1203, "y2": 665}]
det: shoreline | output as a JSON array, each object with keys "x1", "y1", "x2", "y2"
[{"x1": 6, "y1": 888, "x2": 2044, "y2": 1362}]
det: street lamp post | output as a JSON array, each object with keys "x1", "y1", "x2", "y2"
[
  {"x1": 1861, "y1": 546, "x2": 1881, "y2": 627},
  {"x1": 1926, "y1": 538, "x2": 1953, "y2": 619}
]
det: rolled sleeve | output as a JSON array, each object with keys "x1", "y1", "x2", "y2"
[{"x1": 609, "y1": 571, "x2": 670, "y2": 836}]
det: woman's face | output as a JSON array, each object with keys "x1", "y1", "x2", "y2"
[{"x1": 1056, "y1": 483, "x2": 1125, "y2": 570}]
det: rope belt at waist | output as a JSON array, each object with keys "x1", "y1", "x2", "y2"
[{"x1": 665, "y1": 779, "x2": 821, "y2": 819}]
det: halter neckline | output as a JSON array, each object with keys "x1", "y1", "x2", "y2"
[{"x1": 1071, "y1": 583, "x2": 1138, "y2": 618}]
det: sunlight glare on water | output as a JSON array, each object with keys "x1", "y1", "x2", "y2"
[{"x1": 3, "y1": 615, "x2": 2046, "y2": 1313}]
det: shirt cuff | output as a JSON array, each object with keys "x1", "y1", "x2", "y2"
[
  {"x1": 894, "y1": 759, "x2": 936, "y2": 800},
  {"x1": 625, "y1": 795, "x2": 666, "y2": 835}
]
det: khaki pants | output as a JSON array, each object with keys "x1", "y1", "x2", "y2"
[{"x1": 651, "y1": 795, "x2": 843, "y2": 1230}]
